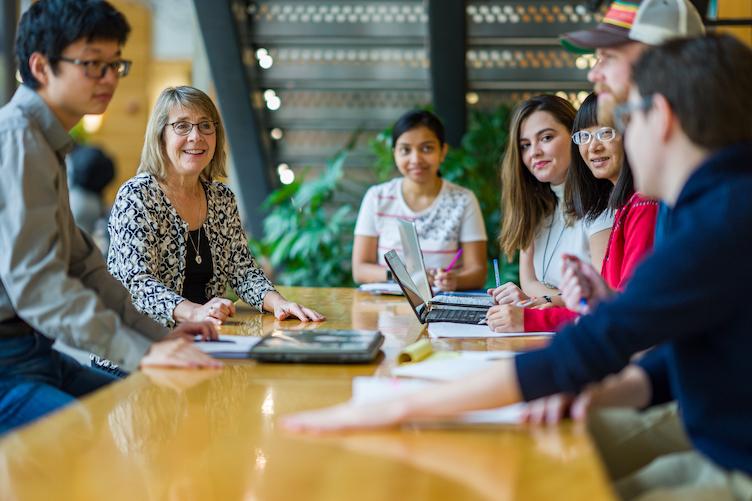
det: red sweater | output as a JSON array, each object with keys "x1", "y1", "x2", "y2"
[{"x1": 524, "y1": 193, "x2": 658, "y2": 332}]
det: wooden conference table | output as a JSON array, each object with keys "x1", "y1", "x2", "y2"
[{"x1": 0, "y1": 287, "x2": 614, "y2": 500}]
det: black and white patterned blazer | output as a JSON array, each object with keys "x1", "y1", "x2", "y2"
[{"x1": 107, "y1": 173, "x2": 275, "y2": 327}]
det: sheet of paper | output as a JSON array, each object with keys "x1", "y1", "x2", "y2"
[
  {"x1": 427, "y1": 322, "x2": 555, "y2": 338},
  {"x1": 358, "y1": 282, "x2": 403, "y2": 295},
  {"x1": 351, "y1": 377, "x2": 523, "y2": 425},
  {"x1": 194, "y1": 334, "x2": 262, "y2": 357},
  {"x1": 392, "y1": 351, "x2": 515, "y2": 381}
]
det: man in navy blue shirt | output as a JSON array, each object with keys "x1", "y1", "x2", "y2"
[{"x1": 283, "y1": 35, "x2": 752, "y2": 499}]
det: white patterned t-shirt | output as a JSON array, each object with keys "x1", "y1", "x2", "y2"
[{"x1": 354, "y1": 178, "x2": 487, "y2": 270}]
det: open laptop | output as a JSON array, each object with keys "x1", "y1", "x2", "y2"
[
  {"x1": 384, "y1": 249, "x2": 489, "y2": 325},
  {"x1": 396, "y1": 219, "x2": 493, "y2": 308}
]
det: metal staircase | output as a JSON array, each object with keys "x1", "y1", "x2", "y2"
[{"x1": 196, "y1": 0, "x2": 604, "y2": 234}]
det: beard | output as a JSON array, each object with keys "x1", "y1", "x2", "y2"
[{"x1": 595, "y1": 82, "x2": 628, "y2": 127}]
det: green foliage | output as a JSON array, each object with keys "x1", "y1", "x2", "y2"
[
  {"x1": 369, "y1": 106, "x2": 520, "y2": 286},
  {"x1": 251, "y1": 146, "x2": 357, "y2": 287},
  {"x1": 368, "y1": 129, "x2": 396, "y2": 182},
  {"x1": 254, "y1": 106, "x2": 522, "y2": 288}
]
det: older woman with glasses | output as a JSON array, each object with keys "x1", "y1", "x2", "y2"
[{"x1": 107, "y1": 86, "x2": 324, "y2": 327}]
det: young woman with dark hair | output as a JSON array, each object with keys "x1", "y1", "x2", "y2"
[
  {"x1": 491, "y1": 93, "x2": 658, "y2": 332},
  {"x1": 567, "y1": 93, "x2": 658, "y2": 293},
  {"x1": 352, "y1": 110, "x2": 487, "y2": 291}
]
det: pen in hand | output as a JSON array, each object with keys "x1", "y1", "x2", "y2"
[
  {"x1": 578, "y1": 297, "x2": 589, "y2": 314},
  {"x1": 493, "y1": 258, "x2": 500, "y2": 288},
  {"x1": 432, "y1": 248, "x2": 463, "y2": 291},
  {"x1": 562, "y1": 254, "x2": 589, "y2": 313},
  {"x1": 444, "y1": 248, "x2": 463, "y2": 273}
]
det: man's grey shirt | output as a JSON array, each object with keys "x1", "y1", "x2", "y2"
[{"x1": 0, "y1": 85, "x2": 167, "y2": 370}]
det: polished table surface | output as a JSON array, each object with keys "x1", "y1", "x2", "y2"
[{"x1": 0, "y1": 287, "x2": 614, "y2": 500}]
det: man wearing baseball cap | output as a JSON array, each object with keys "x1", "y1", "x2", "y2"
[
  {"x1": 562, "y1": 0, "x2": 705, "y2": 125},
  {"x1": 553, "y1": 0, "x2": 710, "y2": 490}
]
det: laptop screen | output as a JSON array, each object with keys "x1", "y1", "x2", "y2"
[
  {"x1": 396, "y1": 219, "x2": 433, "y2": 302},
  {"x1": 384, "y1": 249, "x2": 427, "y2": 321}
]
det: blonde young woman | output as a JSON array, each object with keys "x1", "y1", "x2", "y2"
[
  {"x1": 488, "y1": 95, "x2": 613, "y2": 314},
  {"x1": 108, "y1": 86, "x2": 324, "y2": 327}
]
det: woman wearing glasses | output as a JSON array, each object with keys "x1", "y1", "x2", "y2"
[
  {"x1": 489, "y1": 95, "x2": 613, "y2": 309},
  {"x1": 487, "y1": 93, "x2": 658, "y2": 333},
  {"x1": 563, "y1": 93, "x2": 658, "y2": 299},
  {"x1": 107, "y1": 86, "x2": 324, "y2": 327}
]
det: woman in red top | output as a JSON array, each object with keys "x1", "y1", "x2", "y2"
[{"x1": 488, "y1": 93, "x2": 658, "y2": 332}]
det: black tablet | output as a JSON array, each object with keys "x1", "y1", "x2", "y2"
[{"x1": 248, "y1": 329, "x2": 384, "y2": 363}]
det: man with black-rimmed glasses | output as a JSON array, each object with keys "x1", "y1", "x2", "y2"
[{"x1": 0, "y1": 0, "x2": 221, "y2": 435}]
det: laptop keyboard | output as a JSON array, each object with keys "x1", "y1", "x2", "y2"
[{"x1": 427, "y1": 308, "x2": 486, "y2": 324}]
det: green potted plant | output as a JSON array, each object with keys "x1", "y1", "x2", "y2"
[{"x1": 250, "y1": 145, "x2": 358, "y2": 287}]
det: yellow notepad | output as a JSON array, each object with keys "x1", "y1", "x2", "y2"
[{"x1": 397, "y1": 339, "x2": 461, "y2": 364}]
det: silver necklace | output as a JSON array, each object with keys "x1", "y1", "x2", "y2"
[
  {"x1": 187, "y1": 225, "x2": 202, "y2": 264},
  {"x1": 188, "y1": 191, "x2": 205, "y2": 265},
  {"x1": 161, "y1": 181, "x2": 205, "y2": 265},
  {"x1": 541, "y1": 215, "x2": 566, "y2": 287}
]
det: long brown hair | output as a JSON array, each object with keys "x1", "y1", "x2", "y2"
[{"x1": 499, "y1": 95, "x2": 576, "y2": 259}]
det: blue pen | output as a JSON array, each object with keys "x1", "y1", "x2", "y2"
[
  {"x1": 578, "y1": 297, "x2": 588, "y2": 313},
  {"x1": 493, "y1": 259, "x2": 500, "y2": 288}
]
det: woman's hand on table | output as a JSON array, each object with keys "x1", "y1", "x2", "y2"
[
  {"x1": 488, "y1": 282, "x2": 529, "y2": 305},
  {"x1": 273, "y1": 301, "x2": 326, "y2": 322},
  {"x1": 196, "y1": 298, "x2": 236, "y2": 325},
  {"x1": 486, "y1": 304, "x2": 524, "y2": 332},
  {"x1": 173, "y1": 298, "x2": 235, "y2": 326}
]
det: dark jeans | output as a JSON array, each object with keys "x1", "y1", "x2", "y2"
[{"x1": 0, "y1": 332, "x2": 118, "y2": 435}]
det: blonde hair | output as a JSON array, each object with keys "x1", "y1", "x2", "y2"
[
  {"x1": 498, "y1": 95, "x2": 576, "y2": 259},
  {"x1": 138, "y1": 86, "x2": 227, "y2": 182}
]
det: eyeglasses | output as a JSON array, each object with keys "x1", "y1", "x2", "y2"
[
  {"x1": 166, "y1": 121, "x2": 218, "y2": 136},
  {"x1": 614, "y1": 95, "x2": 654, "y2": 134},
  {"x1": 571, "y1": 127, "x2": 618, "y2": 145},
  {"x1": 58, "y1": 57, "x2": 132, "y2": 79}
]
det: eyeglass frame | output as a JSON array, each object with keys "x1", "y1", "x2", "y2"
[
  {"x1": 614, "y1": 94, "x2": 655, "y2": 134},
  {"x1": 165, "y1": 121, "x2": 218, "y2": 136},
  {"x1": 571, "y1": 126, "x2": 619, "y2": 146},
  {"x1": 57, "y1": 57, "x2": 132, "y2": 79}
]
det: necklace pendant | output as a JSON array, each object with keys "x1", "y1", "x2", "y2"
[{"x1": 195, "y1": 255, "x2": 202, "y2": 265}]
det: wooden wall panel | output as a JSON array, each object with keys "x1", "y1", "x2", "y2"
[
  {"x1": 89, "y1": 0, "x2": 151, "y2": 204},
  {"x1": 718, "y1": 0, "x2": 752, "y2": 45}
]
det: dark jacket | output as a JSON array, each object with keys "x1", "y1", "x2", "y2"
[{"x1": 516, "y1": 142, "x2": 752, "y2": 474}]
